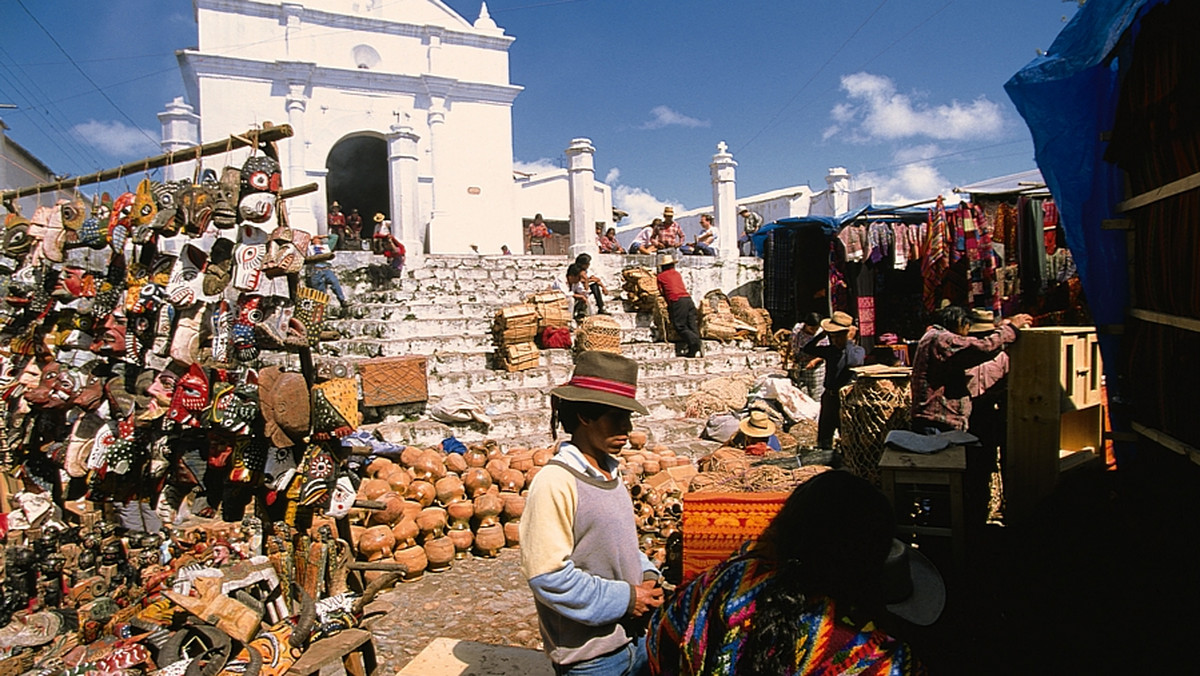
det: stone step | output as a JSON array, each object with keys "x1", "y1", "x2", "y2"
[{"x1": 318, "y1": 325, "x2": 665, "y2": 359}]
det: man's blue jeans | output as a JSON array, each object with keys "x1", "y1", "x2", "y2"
[
  {"x1": 553, "y1": 638, "x2": 648, "y2": 676},
  {"x1": 308, "y1": 267, "x2": 346, "y2": 304}
]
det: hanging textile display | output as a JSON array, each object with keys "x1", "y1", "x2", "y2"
[{"x1": 921, "y1": 197, "x2": 949, "y2": 312}]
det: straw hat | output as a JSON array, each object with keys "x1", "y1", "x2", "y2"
[
  {"x1": 820, "y1": 311, "x2": 854, "y2": 333},
  {"x1": 549, "y1": 351, "x2": 648, "y2": 415},
  {"x1": 967, "y1": 309, "x2": 997, "y2": 333},
  {"x1": 373, "y1": 212, "x2": 385, "y2": 223},
  {"x1": 662, "y1": 206, "x2": 674, "y2": 217},
  {"x1": 738, "y1": 410, "x2": 776, "y2": 438},
  {"x1": 658, "y1": 254, "x2": 677, "y2": 269}
]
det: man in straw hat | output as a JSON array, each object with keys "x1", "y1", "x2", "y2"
[
  {"x1": 648, "y1": 470, "x2": 942, "y2": 673},
  {"x1": 656, "y1": 254, "x2": 702, "y2": 358},
  {"x1": 801, "y1": 311, "x2": 865, "y2": 448},
  {"x1": 521, "y1": 351, "x2": 664, "y2": 674},
  {"x1": 910, "y1": 305, "x2": 1031, "y2": 435}
]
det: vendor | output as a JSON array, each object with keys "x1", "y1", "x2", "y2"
[{"x1": 727, "y1": 410, "x2": 782, "y2": 455}]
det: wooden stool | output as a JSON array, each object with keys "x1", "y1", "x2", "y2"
[{"x1": 878, "y1": 445, "x2": 967, "y2": 569}]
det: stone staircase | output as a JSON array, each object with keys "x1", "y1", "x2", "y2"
[{"x1": 318, "y1": 252, "x2": 784, "y2": 452}]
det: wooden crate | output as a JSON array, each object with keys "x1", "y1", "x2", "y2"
[
  {"x1": 499, "y1": 342, "x2": 540, "y2": 372},
  {"x1": 525, "y1": 291, "x2": 571, "y2": 329},
  {"x1": 358, "y1": 356, "x2": 428, "y2": 407}
]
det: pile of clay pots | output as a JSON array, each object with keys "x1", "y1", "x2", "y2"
[
  {"x1": 348, "y1": 440, "x2": 550, "y2": 581},
  {"x1": 616, "y1": 431, "x2": 695, "y2": 567}
]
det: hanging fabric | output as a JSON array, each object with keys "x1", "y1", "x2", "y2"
[{"x1": 921, "y1": 196, "x2": 949, "y2": 312}]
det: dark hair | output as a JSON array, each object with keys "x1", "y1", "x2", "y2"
[
  {"x1": 566, "y1": 263, "x2": 582, "y2": 278},
  {"x1": 935, "y1": 305, "x2": 969, "y2": 332},
  {"x1": 574, "y1": 253, "x2": 591, "y2": 268},
  {"x1": 803, "y1": 312, "x2": 822, "y2": 327},
  {"x1": 553, "y1": 397, "x2": 616, "y2": 435},
  {"x1": 737, "y1": 471, "x2": 894, "y2": 676}
]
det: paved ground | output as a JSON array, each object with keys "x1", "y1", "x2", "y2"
[{"x1": 365, "y1": 547, "x2": 544, "y2": 672}]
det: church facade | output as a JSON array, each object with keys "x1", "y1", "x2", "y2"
[{"x1": 166, "y1": 0, "x2": 525, "y2": 255}]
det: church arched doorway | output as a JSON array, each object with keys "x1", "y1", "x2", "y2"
[{"x1": 325, "y1": 133, "x2": 388, "y2": 238}]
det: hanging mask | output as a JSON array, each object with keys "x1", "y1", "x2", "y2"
[
  {"x1": 310, "y1": 377, "x2": 360, "y2": 440},
  {"x1": 167, "y1": 363, "x2": 209, "y2": 428},
  {"x1": 146, "y1": 368, "x2": 178, "y2": 406},
  {"x1": 293, "y1": 286, "x2": 328, "y2": 348},
  {"x1": 209, "y1": 381, "x2": 259, "y2": 435},
  {"x1": 109, "y1": 192, "x2": 136, "y2": 251},
  {"x1": 46, "y1": 366, "x2": 87, "y2": 411},
  {"x1": 177, "y1": 183, "x2": 215, "y2": 237},
  {"x1": 239, "y1": 155, "x2": 281, "y2": 197},
  {"x1": 61, "y1": 198, "x2": 88, "y2": 232},
  {"x1": 261, "y1": 226, "x2": 310, "y2": 278},
  {"x1": 24, "y1": 362, "x2": 62, "y2": 408},
  {"x1": 232, "y1": 240, "x2": 266, "y2": 292},
  {"x1": 130, "y1": 179, "x2": 159, "y2": 230},
  {"x1": 237, "y1": 192, "x2": 275, "y2": 225},
  {"x1": 72, "y1": 371, "x2": 106, "y2": 411},
  {"x1": 297, "y1": 443, "x2": 337, "y2": 508},
  {"x1": 210, "y1": 299, "x2": 233, "y2": 365},
  {"x1": 166, "y1": 245, "x2": 209, "y2": 308},
  {"x1": 229, "y1": 436, "x2": 268, "y2": 483},
  {"x1": 91, "y1": 306, "x2": 128, "y2": 357},
  {"x1": 212, "y1": 167, "x2": 241, "y2": 230},
  {"x1": 203, "y1": 238, "x2": 235, "y2": 296},
  {"x1": 232, "y1": 295, "x2": 261, "y2": 362},
  {"x1": 2, "y1": 214, "x2": 33, "y2": 258}
]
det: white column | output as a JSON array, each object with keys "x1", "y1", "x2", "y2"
[
  {"x1": 826, "y1": 167, "x2": 850, "y2": 217},
  {"x1": 425, "y1": 101, "x2": 448, "y2": 251},
  {"x1": 565, "y1": 137, "x2": 597, "y2": 260},
  {"x1": 157, "y1": 97, "x2": 200, "y2": 183},
  {"x1": 388, "y1": 123, "x2": 422, "y2": 259},
  {"x1": 283, "y1": 81, "x2": 315, "y2": 233},
  {"x1": 710, "y1": 141, "x2": 738, "y2": 260}
]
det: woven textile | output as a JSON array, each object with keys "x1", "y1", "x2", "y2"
[
  {"x1": 921, "y1": 196, "x2": 949, "y2": 312},
  {"x1": 680, "y1": 492, "x2": 788, "y2": 584},
  {"x1": 838, "y1": 373, "x2": 911, "y2": 486}
]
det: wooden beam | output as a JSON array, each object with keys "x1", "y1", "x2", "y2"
[
  {"x1": 1, "y1": 124, "x2": 294, "y2": 203},
  {"x1": 1101, "y1": 218, "x2": 1133, "y2": 230},
  {"x1": 1116, "y1": 170, "x2": 1200, "y2": 213},
  {"x1": 1131, "y1": 421, "x2": 1200, "y2": 465},
  {"x1": 1130, "y1": 308, "x2": 1200, "y2": 335}
]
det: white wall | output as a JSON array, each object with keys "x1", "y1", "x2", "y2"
[{"x1": 514, "y1": 169, "x2": 612, "y2": 231}]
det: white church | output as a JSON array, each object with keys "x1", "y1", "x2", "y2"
[{"x1": 159, "y1": 0, "x2": 863, "y2": 257}]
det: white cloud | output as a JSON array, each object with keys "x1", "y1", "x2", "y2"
[
  {"x1": 831, "y1": 72, "x2": 1003, "y2": 142},
  {"x1": 638, "y1": 105, "x2": 710, "y2": 130},
  {"x1": 513, "y1": 157, "x2": 561, "y2": 175},
  {"x1": 603, "y1": 167, "x2": 620, "y2": 184},
  {"x1": 602, "y1": 167, "x2": 680, "y2": 230},
  {"x1": 856, "y1": 149, "x2": 956, "y2": 206},
  {"x1": 72, "y1": 120, "x2": 159, "y2": 157}
]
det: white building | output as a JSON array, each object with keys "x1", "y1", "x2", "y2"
[{"x1": 166, "y1": 0, "x2": 531, "y2": 255}]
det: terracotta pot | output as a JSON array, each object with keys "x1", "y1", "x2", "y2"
[
  {"x1": 444, "y1": 452, "x2": 468, "y2": 475},
  {"x1": 484, "y1": 440, "x2": 503, "y2": 461},
  {"x1": 400, "y1": 446, "x2": 423, "y2": 468},
  {"x1": 446, "y1": 501, "x2": 475, "y2": 530},
  {"x1": 423, "y1": 449, "x2": 448, "y2": 480},
  {"x1": 498, "y1": 468, "x2": 525, "y2": 493},
  {"x1": 435, "y1": 475, "x2": 466, "y2": 506},
  {"x1": 383, "y1": 467, "x2": 412, "y2": 493},
  {"x1": 508, "y1": 451, "x2": 534, "y2": 473},
  {"x1": 447, "y1": 528, "x2": 474, "y2": 559},
  {"x1": 416, "y1": 506, "x2": 448, "y2": 539},
  {"x1": 661, "y1": 498, "x2": 683, "y2": 519},
  {"x1": 635, "y1": 501, "x2": 655, "y2": 521},
  {"x1": 642, "y1": 460, "x2": 661, "y2": 475},
  {"x1": 349, "y1": 524, "x2": 366, "y2": 547},
  {"x1": 369, "y1": 492, "x2": 405, "y2": 526},
  {"x1": 501, "y1": 493, "x2": 526, "y2": 521},
  {"x1": 424, "y1": 536, "x2": 455, "y2": 572},
  {"x1": 626, "y1": 453, "x2": 646, "y2": 466},
  {"x1": 628, "y1": 430, "x2": 648, "y2": 449},
  {"x1": 651, "y1": 443, "x2": 669, "y2": 454},
  {"x1": 485, "y1": 457, "x2": 510, "y2": 484},
  {"x1": 393, "y1": 544, "x2": 427, "y2": 581},
  {"x1": 473, "y1": 492, "x2": 504, "y2": 528},
  {"x1": 391, "y1": 517, "x2": 419, "y2": 547},
  {"x1": 358, "y1": 525, "x2": 396, "y2": 561},
  {"x1": 658, "y1": 522, "x2": 678, "y2": 540},
  {"x1": 409, "y1": 452, "x2": 440, "y2": 482},
  {"x1": 367, "y1": 457, "x2": 395, "y2": 478},
  {"x1": 473, "y1": 524, "x2": 504, "y2": 558},
  {"x1": 503, "y1": 521, "x2": 521, "y2": 548},
  {"x1": 407, "y1": 480, "x2": 436, "y2": 507},
  {"x1": 627, "y1": 462, "x2": 643, "y2": 477},
  {"x1": 464, "y1": 445, "x2": 488, "y2": 468},
  {"x1": 524, "y1": 466, "x2": 542, "y2": 486},
  {"x1": 658, "y1": 448, "x2": 676, "y2": 458},
  {"x1": 531, "y1": 447, "x2": 553, "y2": 466},
  {"x1": 360, "y1": 478, "x2": 391, "y2": 502},
  {"x1": 462, "y1": 467, "x2": 493, "y2": 498},
  {"x1": 399, "y1": 499, "x2": 424, "y2": 523}
]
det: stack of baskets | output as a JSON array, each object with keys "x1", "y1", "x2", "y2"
[
  {"x1": 575, "y1": 315, "x2": 623, "y2": 354},
  {"x1": 492, "y1": 303, "x2": 540, "y2": 371},
  {"x1": 698, "y1": 290, "x2": 740, "y2": 342},
  {"x1": 728, "y1": 296, "x2": 775, "y2": 346}
]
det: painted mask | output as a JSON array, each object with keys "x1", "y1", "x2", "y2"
[
  {"x1": 239, "y1": 155, "x2": 281, "y2": 196},
  {"x1": 232, "y1": 240, "x2": 266, "y2": 292},
  {"x1": 91, "y1": 307, "x2": 127, "y2": 357},
  {"x1": 2, "y1": 214, "x2": 33, "y2": 258},
  {"x1": 209, "y1": 381, "x2": 259, "y2": 435},
  {"x1": 167, "y1": 363, "x2": 209, "y2": 428},
  {"x1": 232, "y1": 295, "x2": 262, "y2": 362},
  {"x1": 146, "y1": 369, "x2": 178, "y2": 406},
  {"x1": 166, "y1": 245, "x2": 209, "y2": 308},
  {"x1": 129, "y1": 179, "x2": 159, "y2": 230},
  {"x1": 210, "y1": 299, "x2": 233, "y2": 364},
  {"x1": 212, "y1": 167, "x2": 240, "y2": 229},
  {"x1": 177, "y1": 183, "x2": 215, "y2": 237},
  {"x1": 24, "y1": 361, "x2": 61, "y2": 407},
  {"x1": 109, "y1": 192, "x2": 136, "y2": 251},
  {"x1": 61, "y1": 198, "x2": 88, "y2": 232}
]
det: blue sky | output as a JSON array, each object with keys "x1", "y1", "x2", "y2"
[{"x1": 0, "y1": 0, "x2": 1078, "y2": 225}]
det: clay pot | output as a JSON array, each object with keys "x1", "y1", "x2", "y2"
[
  {"x1": 383, "y1": 467, "x2": 412, "y2": 493},
  {"x1": 464, "y1": 445, "x2": 488, "y2": 468},
  {"x1": 501, "y1": 493, "x2": 526, "y2": 521},
  {"x1": 393, "y1": 544, "x2": 427, "y2": 581},
  {"x1": 485, "y1": 457, "x2": 510, "y2": 484},
  {"x1": 358, "y1": 526, "x2": 396, "y2": 561},
  {"x1": 423, "y1": 536, "x2": 455, "y2": 572},
  {"x1": 349, "y1": 525, "x2": 365, "y2": 549},
  {"x1": 367, "y1": 457, "x2": 395, "y2": 478},
  {"x1": 424, "y1": 449, "x2": 448, "y2": 480},
  {"x1": 416, "y1": 506, "x2": 448, "y2": 539},
  {"x1": 531, "y1": 447, "x2": 553, "y2": 466},
  {"x1": 625, "y1": 453, "x2": 646, "y2": 466},
  {"x1": 508, "y1": 451, "x2": 534, "y2": 473},
  {"x1": 628, "y1": 430, "x2": 648, "y2": 449},
  {"x1": 627, "y1": 462, "x2": 643, "y2": 477},
  {"x1": 446, "y1": 501, "x2": 474, "y2": 531},
  {"x1": 524, "y1": 466, "x2": 542, "y2": 487},
  {"x1": 409, "y1": 452, "x2": 440, "y2": 482},
  {"x1": 399, "y1": 499, "x2": 424, "y2": 523},
  {"x1": 503, "y1": 521, "x2": 521, "y2": 548},
  {"x1": 473, "y1": 492, "x2": 504, "y2": 528},
  {"x1": 435, "y1": 475, "x2": 466, "y2": 506},
  {"x1": 369, "y1": 492, "x2": 406, "y2": 526},
  {"x1": 658, "y1": 521, "x2": 678, "y2": 540},
  {"x1": 443, "y1": 452, "x2": 468, "y2": 475},
  {"x1": 658, "y1": 448, "x2": 676, "y2": 458},
  {"x1": 360, "y1": 478, "x2": 391, "y2": 502},
  {"x1": 651, "y1": 443, "x2": 669, "y2": 454},
  {"x1": 634, "y1": 500, "x2": 655, "y2": 521},
  {"x1": 407, "y1": 480, "x2": 436, "y2": 507},
  {"x1": 484, "y1": 441, "x2": 503, "y2": 461},
  {"x1": 642, "y1": 460, "x2": 661, "y2": 476},
  {"x1": 661, "y1": 498, "x2": 683, "y2": 519},
  {"x1": 474, "y1": 524, "x2": 505, "y2": 558},
  {"x1": 447, "y1": 528, "x2": 474, "y2": 559},
  {"x1": 391, "y1": 517, "x2": 419, "y2": 547},
  {"x1": 462, "y1": 467, "x2": 493, "y2": 498},
  {"x1": 498, "y1": 468, "x2": 525, "y2": 493},
  {"x1": 400, "y1": 446, "x2": 423, "y2": 468}
]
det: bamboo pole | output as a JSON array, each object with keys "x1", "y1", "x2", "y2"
[{"x1": 1, "y1": 124, "x2": 295, "y2": 205}]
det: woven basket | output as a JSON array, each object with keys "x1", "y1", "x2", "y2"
[
  {"x1": 838, "y1": 373, "x2": 911, "y2": 486},
  {"x1": 575, "y1": 315, "x2": 622, "y2": 354},
  {"x1": 359, "y1": 356, "x2": 428, "y2": 406}
]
